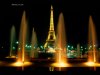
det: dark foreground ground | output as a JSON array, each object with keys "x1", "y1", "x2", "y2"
[{"x1": 0, "y1": 58, "x2": 100, "y2": 75}]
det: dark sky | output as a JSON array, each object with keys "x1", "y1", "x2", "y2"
[{"x1": 0, "y1": 0, "x2": 100, "y2": 47}]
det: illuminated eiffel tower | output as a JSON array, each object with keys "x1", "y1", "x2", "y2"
[{"x1": 44, "y1": 5, "x2": 56, "y2": 49}]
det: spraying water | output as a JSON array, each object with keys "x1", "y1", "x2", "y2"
[
  {"x1": 17, "y1": 11, "x2": 27, "y2": 63},
  {"x1": 77, "y1": 43, "x2": 81, "y2": 58},
  {"x1": 52, "y1": 13, "x2": 69, "y2": 68},
  {"x1": 55, "y1": 13, "x2": 67, "y2": 63},
  {"x1": 88, "y1": 15, "x2": 98, "y2": 63},
  {"x1": 30, "y1": 28, "x2": 38, "y2": 58},
  {"x1": 10, "y1": 25, "x2": 16, "y2": 57}
]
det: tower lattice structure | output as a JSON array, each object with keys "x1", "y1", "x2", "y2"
[{"x1": 44, "y1": 5, "x2": 56, "y2": 49}]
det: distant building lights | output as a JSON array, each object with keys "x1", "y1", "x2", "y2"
[
  {"x1": 89, "y1": 47, "x2": 91, "y2": 50},
  {"x1": 90, "y1": 46, "x2": 92, "y2": 48},
  {"x1": 13, "y1": 47, "x2": 15, "y2": 50},
  {"x1": 40, "y1": 46, "x2": 43, "y2": 49},
  {"x1": 81, "y1": 46, "x2": 83, "y2": 48},
  {"x1": 68, "y1": 45, "x2": 70, "y2": 48},
  {"x1": 25, "y1": 44, "x2": 27, "y2": 47},
  {"x1": 16, "y1": 41, "x2": 19, "y2": 44},
  {"x1": 19, "y1": 48, "x2": 21, "y2": 50},
  {"x1": 94, "y1": 45, "x2": 96, "y2": 47},
  {"x1": 71, "y1": 46, "x2": 74, "y2": 49},
  {"x1": 28, "y1": 46, "x2": 30, "y2": 48}
]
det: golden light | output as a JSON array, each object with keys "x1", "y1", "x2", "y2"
[
  {"x1": 47, "y1": 48, "x2": 55, "y2": 53},
  {"x1": 84, "y1": 61, "x2": 100, "y2": 67},
  {"x1": 6, "y1": 56, "x2": 16, "y2": 58},
  {"x1": 13, "y1": 61, "x2": 23, "y2": 67},
  {"x1": 85, "y1": 62, "x2": 95, "y2": 66},
  {"x1": 9, "y1": 61, "x2": 32, "y2": 67},
  {"x1": 51, "y1": 62, "x2": 70, "y2": 67}
]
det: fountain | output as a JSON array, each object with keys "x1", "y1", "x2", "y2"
[
  {"x1": 10, "y1": 11, "x2": 32, "y2": 67},
  {"x1": 10, "y1": 25, "x2": 16, "y2": 57},
  {"x1": 17, "y1": 11, "x2": 27, "y2": 63},
  {"x1": 30, "y1": 28, "x2": 38, "y2": 58},
  {"x1": 6, "y1": 25, "x2": 16, "y2": 58},
  {"x1": 77, "y1": 43, "x2": 81, "y2": 58},
  {"x1": 88, "y1": 16, "x2": 98, "y2": 63},
  {"x1": 52, "y1": 13, "x2": 70, "y2": 67},
  {"x1": 84, "y1": 15, "x2": 100, "y2": 67}
]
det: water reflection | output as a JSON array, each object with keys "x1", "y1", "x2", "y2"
[{"x1": 49, "y1": 67, "x2": 54, "y2": 71}]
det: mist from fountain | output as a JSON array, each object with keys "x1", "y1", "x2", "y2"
[
  {"x1": 10, "y1": 25, "x2": 16, "y2": 57},
  {"x1": 77, "y1": 43, "x2": 81, "y2": 58},
  {"x1": 6, "y1": 25, "x2": 16, "y2": 58},
  {"x1": 88, "y1": 16, "x2": 98, "y2": 63},
  {"x1": 52, "y1": 13, "x2": 70, "y2": 67},
  {"x1": 17, "y1": 11, "x2": 27, "y2": 63},
  {"x1": 30, "y1": 28, "x2": 38, "y2": 58},
  {"x1": 84, "y1": 16, "x2": 100, "y2": 68}
]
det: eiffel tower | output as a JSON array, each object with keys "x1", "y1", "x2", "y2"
[{"x1": 44, "y1": 5, "x2": 56, "y2": 49}]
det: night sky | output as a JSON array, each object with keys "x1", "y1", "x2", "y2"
[{"x1": 0, "y1": 0, "x2": 100, "y2": 49}]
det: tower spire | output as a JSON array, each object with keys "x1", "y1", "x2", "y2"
[{"x1": 49, "y1": 5, "x2": 54, "y2": 31}]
